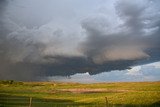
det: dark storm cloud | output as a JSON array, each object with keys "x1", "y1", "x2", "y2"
[
  {"x1": 81, "y1": 0, "x2": 160, "y2": 64},
  {"x1": 0, "y1": 0, "x2": 160, "y2": 81}
]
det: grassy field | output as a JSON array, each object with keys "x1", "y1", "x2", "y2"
[{"x1": 0, "y1": 80, "x2": 160, "y2": 107}]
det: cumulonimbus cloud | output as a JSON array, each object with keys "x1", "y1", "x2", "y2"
[
  {"x1": 0, "y1": 0, "x2": 160, "y2": 81},
  {"x1": 81, "y1": 0, "x2": 160, "y2": 64}
]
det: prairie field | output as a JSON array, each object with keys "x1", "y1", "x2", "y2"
[{"x1": 0, "y1": 80, "x2": 160, "y2": 107}]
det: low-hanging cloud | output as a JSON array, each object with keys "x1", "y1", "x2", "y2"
[{"x1": 0, "y1": 0, "x2": 160, "y2": 81}]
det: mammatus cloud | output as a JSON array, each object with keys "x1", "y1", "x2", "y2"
[{"x1": 0, "y1": 0, "x2": 160, "y2": 81}]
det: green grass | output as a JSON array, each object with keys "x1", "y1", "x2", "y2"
[{"x1": 0, "y1": 80, "x2": 160, "y2": 107}]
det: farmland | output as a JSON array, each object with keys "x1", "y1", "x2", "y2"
[{"x1": 0, "y1": 80, "x2": 160, "y2": 107}]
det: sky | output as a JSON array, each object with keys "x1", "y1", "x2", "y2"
[
  {"x1": 46, "y1": 62, "x2": 160, "y2": 83},
  {"x1": 0, "y1": 0, "x2": 160, "y2": 82}
]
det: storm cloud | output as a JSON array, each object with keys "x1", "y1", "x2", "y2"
[
  {"x1": 0, "y1": 0, "x2": 160, "y2": 81},
  {"x1": 81, "y1": 0, "x2": 160, "y2": 63}
]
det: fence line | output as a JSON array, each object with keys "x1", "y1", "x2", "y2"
[{"x1": 29, "y1": 97, "x2": 32, "y2": 107}]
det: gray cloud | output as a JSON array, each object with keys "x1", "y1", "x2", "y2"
[
  {"x1": 0, "y1": 0, "x2": 160, "y2": 81},
  {"x1": 81, "y1": 0, "x2": 160, "y2": 64}
]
